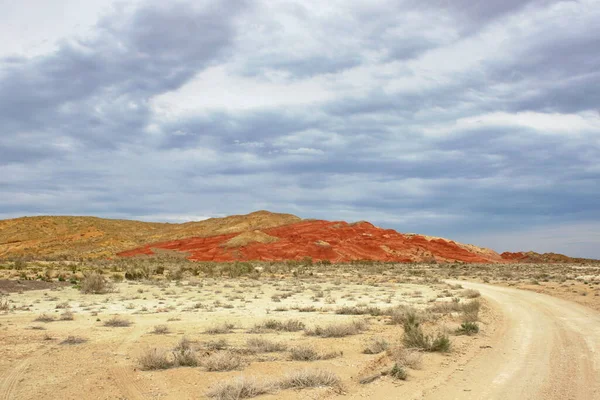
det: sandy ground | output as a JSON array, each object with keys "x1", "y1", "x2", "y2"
[
  {"x1": 2, "y1": 273, "x2": 599, "y2": 399},
  {"x1": 0, "y1": 277, "x2": 485, "y2": 400},
  {"x1": 423, "y1": 281, "x2": 600, "y2": 400}
]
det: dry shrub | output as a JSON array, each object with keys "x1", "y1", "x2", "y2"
[
  {"x1": 289, "y1": 345, "x2": 340, "y2": 361},
  {"x1": 305, "y1": 320, "x2": 368, "y2": 338},
  {"x1": 204, "y1": 339, "x2": 229, "y2": 350},
  {"x1": 388, "y1": 306, "x2": 430, "y2": 325},
  {"x1": 152, "y1": 324, "x2": 170, "y2": 334},
  {"x1": 0, "y1": 297, "x2": 9, "y2": 311},
  {"x1": 205, "y1": 322, "x2": 235, "y2": 334},
  {"x1": 250, "y1": 319, "x2": 305, "y2": 333},
  {"x1": 103, "y1": 316, "x2": 132, "y2": 327},
  {"x1": 206, "y1": 370, "x2": 341, "y2": 399},
  {"x1": 278, "y1": 369, "x2": 341, "y2": 390},
  {"x1": 34, "y1": 313, "x2": 55, "y2": 323},
  {"x1": 172, "y1": 337, "x2": 198, "y2": 367},
  {"x1": 80, "y1": 273, "x2": 113, "y2": 294},
  {"x1": 138, "y1": 348, "x2": 173, "y2": 370},
  {"x1": 461, "y1": 299, "x2": 481, "y2": 322},
  {"x1": 60, "y1": 336, "x2": 87, "y2": 345},
  {"x1": 461, "y1": 289, "x2": 481, "y2": 299},
  {"x1": 363, "y1": 337, "x2": 389, "y2": 354},
  {"x1": 247, "y1": 338, "x2": 287, "y2": 353},
  {"x1": 388, "y1": 347, "x2": 423, "y2": 369},
  {"x1": 428, "y1": 301, "x2": 462, "y2": 313},
  {"x1": 60, "y1": 311, "x2": 74, "y2": 321},
  {"x1": 202, "y1": 351, "x2": 245, "y2": 371},
  {"x1": 206, "y1": 377, "x2": 273, "y2": 400}
]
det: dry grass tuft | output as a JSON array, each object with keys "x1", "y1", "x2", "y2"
[
  {"x1": 461, "y1": 289, "x2": 481, "y2": 299},
  {"x1": 138, "y1": 348, "x2": 173, "y2": 370},
  {"x1": 278, "y1": 369, "x2": 341, "y2": 390},
  {"x1": 289, "y1": 345, "x2": 341, "y2": 361},
  {"x1": 80, "y1": 273, "x2": 114, "y2": 294},
  {"x1": 60, "y1": 335, "x2": 87, "y2": 345},
  {"x1": 388, "y1": 347, "x2": 423, "y2": 369},
  {"x1": 250, "y1": 319, "x2": 305, "y2": 333},
  {"x1": 151, "y1": 324, "x2": 170, "y2": 334},
  {"x1": 202, "y1": 351, "x2": 245, "y2": 371},
  {"x1": 34, "y1": 313, "x2": 55, "y2": 323},
  {"x1": 206, "y1": 377, "x2": 273, "y2": 400},
  {"x1": 103, "y1": 316, "x2": 132, "y2": 327},
  {"x1": 0, "y1": 297, "x2": 10, "y2": 311},
  {"x1": 60, "y1": 311, "x2": 74, "y2": 321},
  {"x1": 172, "y1": 337, "x2": 198, "y2": 367},
  {"x1": 305, "y1": 320, "x2": 368, "y2": 338},
  {"x1": 246, "y1": 338, "x2": 287, "y2": 353},
  {"x1": 363, "y1": 337, "x2": 389, "y2": 354},
  {"x1": 205, "y1": 322, "x2": 235, "y2": 334}
]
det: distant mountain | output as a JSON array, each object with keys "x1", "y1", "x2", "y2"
[
  {"x1": 500, "y1": 251, "x2": 599, "y2": 264},
  {"x1": 1, "y1": 211, "x2": 594, "y2": 263}
]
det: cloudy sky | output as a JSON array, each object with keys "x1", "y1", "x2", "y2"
[{"x1": 1, "y1": 0, "x2": 599, "y2": 257}]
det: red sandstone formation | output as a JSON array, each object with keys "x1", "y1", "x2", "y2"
[{"x1": 118, "y1": 220, "x2": 505, "y2": 263}]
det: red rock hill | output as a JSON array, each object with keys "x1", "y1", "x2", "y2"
[{"x1": 118, "y1": 219, "x2": 505, "y2": 263}]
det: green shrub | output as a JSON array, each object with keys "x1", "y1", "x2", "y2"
[
  {"x1": 403, "y1": 324, "x2": 451, "y2": 352},
  {"x1": 456, "y1": 322, "x2": 479, "y2": 336},
  {"x1": 389, "y1": 363, "x2": 407, "y2": 380}
]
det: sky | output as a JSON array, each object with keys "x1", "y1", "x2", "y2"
[{"x1": 1, "y1": 0, "x2": 599, "y2": 258}]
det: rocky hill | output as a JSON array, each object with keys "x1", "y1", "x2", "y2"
[
  {"x1": 0, "y1": 211, "x2": 300, "y2": 259},
  {"x1": 118, "y1": 219, "x2": 506, "y2": 263},
  {"x1": 1, "y1": 211, "x2": 593, "y2": 263}
]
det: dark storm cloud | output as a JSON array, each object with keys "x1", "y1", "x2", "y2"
[
  {"x1": 1, "y1": 0, "x2": 599, "y2": 257},
  {"x1": 0, "y1": 0, "x2": 243, "y2": 148}
]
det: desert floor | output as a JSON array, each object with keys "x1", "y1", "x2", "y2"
[{"x1": 1, "y1": 261, "x2": 600, "y2": 399}]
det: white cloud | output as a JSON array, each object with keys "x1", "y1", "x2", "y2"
[
  {"x1": 0, "y1": 0, "x2": 144, "y2": 57},
  {"x1": 150, "y1": 65, "x2": 335, "y2": 117},
  {"x1": 423, "y1": 111, "x2": 600, "y2": 137}
]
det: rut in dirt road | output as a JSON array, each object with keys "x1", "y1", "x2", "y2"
[{"x1": 423, "y1": 281, "x2": 600, "y2": 400}]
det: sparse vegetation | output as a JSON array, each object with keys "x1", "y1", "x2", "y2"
[
  {"x1": 250, "y1": 319, "x2": 305, "y2": 333},
  {"x1": 60, "y1": 336, "x2": 87, "y2": 345},
  {"x1": 202, "y1": 351, "x2": 244, "y2": 371},
  {"x1": 206, "y1": 377, "x2": 273, "y2": 400},
  {"x1": 138, "y1": 348, "x2": 173, "y2": 370},
  {"x1": 6, "y1": 256, "x2": 537, "y2": 399},
  {"x1": 151, "y1": 324, "x2": 170, "y2": 334},
  {"x1": 363, "y1": 337, "x2": 389, "y2": 354},
  {"x1": 172, "y1": 337, "x2": 198, "y2": 366},
  {"x1": 34, "y1": 313, "x2": 55, "y2": 322},
  {"x1": 278, "y1": 369, "x2": 341, "y2": 390},
  {"x1": 0, "y1": 297, "x2": 9, "y2": 311},
  {"x1": 60, "y1": 310, "x2": 74, "y2": 320},
  {"x1": 103, "y1": 316, "x2": 132, "y2": 327},
  {"x1": 305, "y1": 320, "x2": 368, "y2": 338},
  {"x1": 80, "y1": 273, "x2": 113, "y2": 294},
  {"x1": 247, "y1": 338, "x2": 287, "y2": 353},
  {"x1": 462, "y1": 289, "x2": 481, "y2": 299},
  {"x1": 456, "y1": 321, "x2": 480, "y2": 335},
  {"x1": 205, "y1": 322, "x2": 235, "y2": 334},
  {"x1": 402, "y1": 316, "x2": 451, "y2": 352},
  {"x1": 289, "y1": 345, "x2": 340, "y2": 361},
  {"x1": 389, "y1": 363, "x2": 408, "y2": 380}
]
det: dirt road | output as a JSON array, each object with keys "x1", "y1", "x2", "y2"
[{"x1": 423, "y1": 281, "x2": 600, "y2": 400}]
